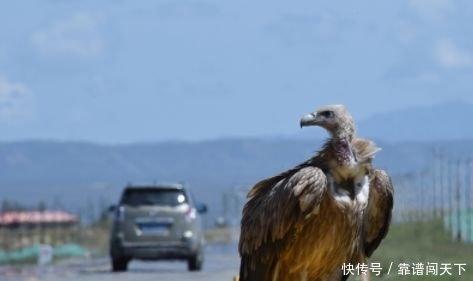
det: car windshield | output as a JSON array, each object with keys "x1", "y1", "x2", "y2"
[{"x1": 120, "y1": 188, "x2": 187, "y2": 206}]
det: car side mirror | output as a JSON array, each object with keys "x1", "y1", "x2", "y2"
[{"x1": 196, "y1": 203, "x2": 207, "y2": 214}]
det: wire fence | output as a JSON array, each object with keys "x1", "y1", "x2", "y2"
[{"x1": 392, "y1": 151, "x2": 473, "y2": 243}]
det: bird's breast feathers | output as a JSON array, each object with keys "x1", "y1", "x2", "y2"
[{"x1": 328, "y1": 172, "x2": 370, "y2": 206}]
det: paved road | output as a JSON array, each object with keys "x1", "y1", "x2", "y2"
[{"x1": 0, "y1": 243, "x2": 240, "y2": 281}]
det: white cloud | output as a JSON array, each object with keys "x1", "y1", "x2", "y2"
[
  {"x1": 409, "y1": 0, "x2": 455, "y2": 21},
  {"x1": 0, "y1": 75, "x2": 34, "y2": 123},
  {"x1": 434, "y1": 39, "x2": 473, "y2": 69},
  {"x1": 31, "y1": 12, "x2": 104, "y2": 58}
]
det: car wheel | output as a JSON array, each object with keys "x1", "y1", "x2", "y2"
[
  {"x1": 187, "y1": 250, "x2": 203, "y2": 271},
  {"x1": 111, "y1": 257, "x2": 129, "y2": 272}
]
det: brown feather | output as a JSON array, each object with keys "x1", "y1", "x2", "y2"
[
  {"x1": 352, "y1": 138, "x2": 381, "y2": 163},
  {"x1": 340, "y1": 164, "x2": 394, "y2": 281},
  {"x1": 363, "y1": 169, "x2": 394, "y2": 257},
  {"x1": 239, "y1": 145, "x2": 367, "y2": 281},
  {"x1": 239, "y1": 105, "x2": 393, "y2": 281}
]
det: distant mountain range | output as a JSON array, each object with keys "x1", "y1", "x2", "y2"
[
  {"x1": 1, "y1": 101, "x2": 473, "y2": 225},
  {"x1": 358, "y1": 101, "x2": 473, "y2": 142},
  {"x1": 0, "y1": 138, "x2": 471, "y2": 225}
]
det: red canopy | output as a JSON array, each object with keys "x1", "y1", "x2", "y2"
[{"x1": 0, "y1": 211, "x2": 78, "y2": 225}]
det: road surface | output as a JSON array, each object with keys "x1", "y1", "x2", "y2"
[{"x1": 0, "y1": 243, "x2": 240, "y2": 281}]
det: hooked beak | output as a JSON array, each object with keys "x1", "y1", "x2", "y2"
[{"x1": 300, "y1": 113, "x2": 319, "y2": 128}]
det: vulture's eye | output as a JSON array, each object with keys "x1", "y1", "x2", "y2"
[{"x1": 319, "y1": 111, "x2": 334, "y2": 118}]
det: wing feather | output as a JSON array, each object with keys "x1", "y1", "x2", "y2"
[
  {"x1": 239, "y1": 165, "x2": 327, "y2": 281},
  {"x1": 363, "y1": 169, "x2": 394, "y2": 257}
]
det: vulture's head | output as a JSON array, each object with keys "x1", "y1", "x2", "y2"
[{"x1": 300, "y1": 104, "x2": 356, "y2": 140}]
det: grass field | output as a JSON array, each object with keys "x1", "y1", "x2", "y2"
[{"x1": 367, "y1": 220, "x2": 473, "y2": 281}]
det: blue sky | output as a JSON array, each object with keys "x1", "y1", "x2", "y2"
[{"x1": 1, "y1": 0, "x2": 473, "y2": 143}]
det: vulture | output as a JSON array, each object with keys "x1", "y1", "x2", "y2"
[{"x1": 238, "y1": 104, "x2": 394, "y2": 281}]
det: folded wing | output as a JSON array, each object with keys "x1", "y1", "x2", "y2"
[
  {"x1": 239, "y1": 164, "x2": 327, "y2": 281},
  {"x1": 364, "y1": 169, "x2": 394, "y2": 257}
]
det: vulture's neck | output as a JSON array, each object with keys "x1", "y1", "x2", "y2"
[
  {"x1": 329, "y1": 126, "x2": 355, "y2": 163},
  {"x1": 330, "y1": 137, "x2": 356, "y2": 168},
  {"x1": 319, "y1": 130, "x2": 364, "y2": 185},
  {"x1": 325, "y1": 135, "x2": 368, "y2": 202}
]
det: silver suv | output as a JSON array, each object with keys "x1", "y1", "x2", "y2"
[{"x1": 109, "y1": 183, "x2": 207, "y2": 272}]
